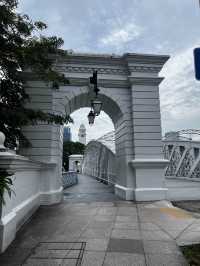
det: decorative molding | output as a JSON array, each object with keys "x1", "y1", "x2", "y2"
[
  {"x1": 55, "y1": 66, "x2": 129, "y2": 75},
  {"x1": 123, "y1": 53, "x2": 170, "y2": 65},
  {"x1": 55, "y1": 52, "x2": 169, "y2": 67},
  {"x1": 128, "y1": 77, "x2": 164, "y2": 86},
  {"x1": 0, "y1": 153, "x2": 56, "y2": 172},
  {"x1": 129, "y1": 159, "x2": 169, "y2": 168},
  {"x1": 67, "y1": 77, "x2": 129, "y2": 88},
  {"x1": 129, "y1": 65, "x2": 162, "y2": 73},
  {"x1": 55, "y1": 65, "x2": 163, "y2": 75}
]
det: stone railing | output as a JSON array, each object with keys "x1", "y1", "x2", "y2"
[
  {"x1": 0, "y1": 131, "x2": 62, "y2": 253},
  {"x1": 62, "y1": 171, "x2": 78, "y2": 188}
]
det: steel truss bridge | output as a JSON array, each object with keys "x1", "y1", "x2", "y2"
[
  {"x1": 88, "y1": 129, "x2": 200, "y2": 180},
  {"x1": 163, "y1": 129, "x2": 200, "y2": 179}
]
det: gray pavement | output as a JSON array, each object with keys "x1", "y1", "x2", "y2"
[{"x1": 0, "y1": 174, "x2": 199, "y2": 265}]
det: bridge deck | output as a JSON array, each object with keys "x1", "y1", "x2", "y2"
[
  {"x1": 0, "y1": 174, "x2": 197, "y2": 265},
  {"x1": 63, "y1": 174, "x2": 120, "y2": 203}
]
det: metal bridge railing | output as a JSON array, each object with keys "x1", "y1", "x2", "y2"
[
  {"x1": 163, "y1": 140, "x2": 200, "y2": 180},
  {"x1": 62, "y1": 171, "x2": 78, "y2": 188}
]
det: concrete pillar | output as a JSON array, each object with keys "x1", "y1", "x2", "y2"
[
  {"x1": 19, "y1": 80, "x2": 63, "y2": 205},
  {"x1": 129, "y1": 77, "x2": 168, "y2": 201}
]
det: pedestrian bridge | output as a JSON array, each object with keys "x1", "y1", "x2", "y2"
[
  {"x1": 82, "y1": 130, "x2": 200, "y2": 203},
  {"x1": 0, "y1": 51, "x2": 200, "y2": 254}
]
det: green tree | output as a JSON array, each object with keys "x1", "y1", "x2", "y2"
[
  {"x1": 63, "y1": 141, "x2": 86, "y2": 170},
  {"x1": 0, "y1": 0, "x2": 71, "y2": 204},
  {"x1": 0, "y1": 0, "x2": 71, "y2": 149}
]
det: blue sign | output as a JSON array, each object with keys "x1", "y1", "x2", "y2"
[{"x1": 194, "y1": 48, "x2": 200, "y2": 80}]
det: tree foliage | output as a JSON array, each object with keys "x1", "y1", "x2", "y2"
[
  {"x1": 0, "y1": 0, "x2": 70, "y2": 149},
  {"x1": 0, "y1": 170, "x2": 14, "y2": 205},
  {"x1": 63, "y1": 141, "x2": 86, "y2": 170}
]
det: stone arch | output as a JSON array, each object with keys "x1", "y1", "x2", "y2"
[
  {"x1": 53, "y1": 84, "x2": 134, "y2": 193},
  {"x1": 53, "y1": 85, "x2": 124, "y2": 125},
  {"x1": 21, "y1": 52, "x2": 169, "y2": 202}
]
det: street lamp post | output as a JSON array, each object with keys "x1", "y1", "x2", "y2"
[
  {"x1": 91, "y1": 98, "x2": 102, "y2": 116},
  {"x1": 87, "y1": 71, "x2": 102, "y2": 124},
  {"x1": 87, "y1": 109, "x2": 95, "y2": 125}
]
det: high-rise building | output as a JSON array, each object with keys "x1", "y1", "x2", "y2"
[
  {"x1": 63, "y1": 126, "x2": 71, "y2": 142},
  {"x1": 78, "y1": 124, "x2": 86, "y2": 145}
]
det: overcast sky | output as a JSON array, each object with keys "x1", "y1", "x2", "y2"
[{"x1": 19, "y1": 0, "x2": 200, "y2": 142}]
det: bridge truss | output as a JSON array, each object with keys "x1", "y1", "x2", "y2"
[{"x1": 163, "y1": 129, "x2": 200, "y2": 179}]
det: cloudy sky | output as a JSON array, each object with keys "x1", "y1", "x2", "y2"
[{"x1": 19, "y1": 0, "x2": 200, "y2": 142}]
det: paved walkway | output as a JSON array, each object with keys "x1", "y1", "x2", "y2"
[
  {"x1": 1, "y1": 174, "x2": 200, "y2": 265},
  {"x1": 63, "y1": 174, "x2": 120, "y2": 203}
]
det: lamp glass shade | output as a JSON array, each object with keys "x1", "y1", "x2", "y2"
[
  {"x1": 87, "y1": 110, "x2": 95, "y2": 124},
  {"x1": 92, "y1": 99, "x2": 102, "y2": 116}
]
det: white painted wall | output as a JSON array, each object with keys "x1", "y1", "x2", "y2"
[{"x1": 0, "y1": 144, "x2": 62, "y2": 253}]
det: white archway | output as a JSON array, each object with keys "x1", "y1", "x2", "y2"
[{"x1": 21, "y1": 52, "x2": 169, "y2": 202}]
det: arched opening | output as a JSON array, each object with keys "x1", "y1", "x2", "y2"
[
  {"x1": 61, "y1": 97, "x2": 119, "y2": 200},
  {"x1": 69, "y1": 108, "x2": 115, "y2": 143}
]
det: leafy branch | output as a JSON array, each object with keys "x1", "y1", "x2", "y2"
[{"x1": 0, "y1": 170, "x2": 14, "y2": 205}]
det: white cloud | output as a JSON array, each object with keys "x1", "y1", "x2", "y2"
[
  {"x1": 100, "y1": 22, "x2": 143, "y2": 48},
  {"x1": 160, "y1": 41, "x2": 200, "y2": 133},
  {"x1": 18, "y1": 0, "x2": 200, "y2": 139}
]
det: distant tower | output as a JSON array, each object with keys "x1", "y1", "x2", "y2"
[{"x1": 78, "y1": 124, "x2": 86, "y2": 145}]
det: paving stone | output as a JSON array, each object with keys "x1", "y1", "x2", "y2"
[
  {"x1": 177, "y1": 230, "x2": 200, "y2": 244},
  {"x1": 47, "y1": 234, "x2": 81, "y2": 242},
  {"x1": 140, "y1": 222, "x2": 161, "y2": 231},
  {"x1": 60, "y1": 259, "x2": 78, "y2": 266},
  {"x1": 94, "y1": 215, "x2": 116, "y2": 222},
  {"x1": 156, "y1": 220, "x2": 193, "y2": 230},
  {"x1": 164, "y1": 230, "x2": 183, "y2": 239},
  {"x1": 90, "y1": 202, "x2": 115, "y2": 207},
  {"x1": 143, "y1": 240, "x2": 181, "y2": 254},
  {"x1": 79, "y1": 238, "x2": 109, "y2": 251},
  {"x1": 117, "y1": 207, "x2": 137, "y2": 216},
  {"x1": 0, "y1": 247, "x2": 32, "y2": 266},
  {"x1": 23, "y1": 258, "x2": 63, "y2": 265},
  {"x1": 31, "y1": 250, "x2": 69, "y2": 259},
  {"x1": 65, "y1": 249, "x2": 81, "y2": 258},
  {"x1": 115, "y1": 216, "x2": 138, "y2": 223},
  {"x1": 107, "y1": 238, "x2": 144, "y2": 254},
  {"x1": 114, "y1": 201, "x2": 136, "y2": 207},
  {"x1": 81, "y1": 228, "x2": 111, "y2": 239},
  {"x1": 103, "y1": 252, "x2": 146, "y2": 266},
  {"x1": 97, "y1": 207, "x2": 117, "y2": 216},
  {"x1": 111, "y1": 229, "x2": 141, "y2": 239},
  {"x1": 87, "y1": 221, "x2": 113, "y2": 229},
  {"x1": 146, "y1": 254, "x2": 188, "y2": 266},
  {"x1": 62, "y1": 259, "x2": 80, "y2": 266},
  {"x1": 81, "y1": 251, "x2": 105, "y2": 266},
  {"x1": 35, "y1": 242, "x2": 77, "y2": 251},
  {"x1": 141, "y1": 230, "x2": 172, "y2": 241},
  {"x1": 187, "y1": 222, "x2": 200, "y2": 231},
  {"x1": 113, "y1": 222, "x2": 139, "y2": 230}
]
